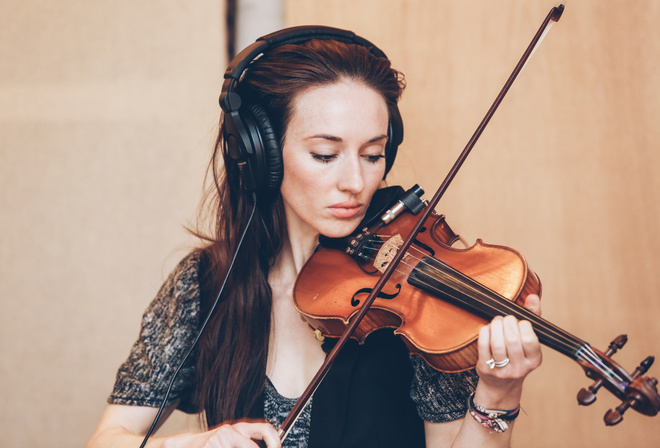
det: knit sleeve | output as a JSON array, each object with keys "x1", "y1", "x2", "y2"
[
  {"x1": 108, "y1": 252, "x2": 202, "y2": 412},
  {"x1": 409, "y1": 355, "x2": 479, "y2": 423}
]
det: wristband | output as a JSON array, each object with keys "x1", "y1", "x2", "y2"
[{"x1": 467, "y1": 392, "x2": 521, "y2": 433}]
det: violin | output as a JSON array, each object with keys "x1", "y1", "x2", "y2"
[{"x1": 293, "y1": 185, "x2": 660, "y2": 426}]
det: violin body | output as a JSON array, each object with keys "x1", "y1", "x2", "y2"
[{"x1": 293, "y1": 210, "x2": 541, "y2": 372}]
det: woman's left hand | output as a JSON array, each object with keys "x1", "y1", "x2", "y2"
[{"x1": 474, "y1": 294, "x2": 543, "y2": 408}]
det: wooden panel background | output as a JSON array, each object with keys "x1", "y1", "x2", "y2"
[
  {"x1": 0, "y1": 1, "x2": 223, "y2": 446},
  {"x1": 286, "y1": 0, "x2": 660, "y2": 447}
]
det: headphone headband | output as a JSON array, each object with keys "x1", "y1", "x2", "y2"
[{"x1": 221, "y1": 26, "x2": 386, "y2": 113}]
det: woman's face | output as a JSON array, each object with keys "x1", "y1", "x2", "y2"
[{"x1": 280, "y1": 80, "x2": 389, "y2": 241}]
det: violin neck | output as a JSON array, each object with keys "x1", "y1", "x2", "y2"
[
  {"x1": 408, "y1": 256, "x2": 588, "y2": 360},
  {"x1": 408, "y1": 256, "x2": 637, "y2": 403}
]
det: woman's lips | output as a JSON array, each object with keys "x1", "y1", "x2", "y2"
[{"x1": 328, "y1": 201, "x2": 363, "y2": 218}]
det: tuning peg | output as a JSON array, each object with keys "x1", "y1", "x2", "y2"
[
  {"x1": 607, "y1": 334, "x2": 627, "y2": 354},
  {"x1": 634, "y1": 356, "x2": 654, "y2": 377},
  {"x1": 604, "y1": 400, "x2": 629, "y2": 426},
  {"x1": 578, "y1": 380, "x2": 602, "y2": 406}
]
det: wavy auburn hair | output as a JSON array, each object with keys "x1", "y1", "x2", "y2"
[{"x1": 192, "y1": 37, "x2": 405, "y2": 427}]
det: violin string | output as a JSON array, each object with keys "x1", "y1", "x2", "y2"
[
  {"x1": 576, "y1": 345, "x2": 627, "y2": 387},
  {"x1": 405, "y1": 252, "x2": 627, "y2": 385},
  {"x1": 362, "y1": 236, "x2": 584, "y2": 352},
  {"x1": 366, "y1": 235, "x2": 551, "y2": 327},
  {"x1": 359, "y1": 235, "x2": 626, "y2": 385}
]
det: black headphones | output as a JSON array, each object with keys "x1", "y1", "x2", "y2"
[{"x1": 219, "y1": 25, "x2": 404, "y2": 193}]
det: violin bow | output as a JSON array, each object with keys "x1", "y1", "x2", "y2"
[{"x1": 277, "y1": 4, "x2": 565, "y2": 442}]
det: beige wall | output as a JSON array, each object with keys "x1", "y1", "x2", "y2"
[
  {"x1": 2, "y1": 1, "x2": 659, "y2": 447},
  {"x1": 0, "y1": 1, "x2": 223, "y2": 446},
  {"x1": 287, "y1": 0, "x2": 660, "y2": 447}
]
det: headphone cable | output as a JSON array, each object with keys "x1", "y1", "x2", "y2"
[{"x1": 139, "y1": 191, "x2": 258, "y2": 447}]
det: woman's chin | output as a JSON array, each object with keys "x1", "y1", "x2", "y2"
[{"x1": 319, "y1": 218, "x2": 364, "y2": 239}]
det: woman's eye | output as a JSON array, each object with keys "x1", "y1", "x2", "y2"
[
  {"x1": 311, "y1": 153, "x2": 337, "y2": 163},
  {"x1": 310, "y1": 152, "x2": 384, "y2": 164},
  {"x1": 365, "y1": 154, "x2": 386, "y2": 164}
]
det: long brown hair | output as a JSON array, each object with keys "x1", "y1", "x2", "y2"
[{"x1": 192, "y1": 37, "x2": 405, "y2": 427}]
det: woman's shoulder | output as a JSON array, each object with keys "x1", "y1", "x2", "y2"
[
  {"x1": 166, "y1": 250, "x2": 205, "y2": 289},
  {"x1": 156, "y1": 250, "x2": 205, "y2": 300},
  {"x1": 141, "y1": 250, "x2": 207, "y2": 326}
]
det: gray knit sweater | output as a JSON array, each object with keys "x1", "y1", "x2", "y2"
[{"x1": 109, "y1": 253, "x2": 478, "y2": 446}]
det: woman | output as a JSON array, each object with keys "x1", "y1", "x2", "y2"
[{"x1": 87, "y1": 27, "x2": 542, "y2": 448}]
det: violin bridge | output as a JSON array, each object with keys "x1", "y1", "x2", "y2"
[{"x1": 374, "y1": 234, "x2": 403, "y2": 273}]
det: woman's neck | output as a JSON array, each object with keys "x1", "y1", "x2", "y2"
[
  {"x1": 276, "y1": 227, "x2": 319, "y2": 278},
  {"x1": 266, "y1": 227, "x2": 327, "y2": 398}
]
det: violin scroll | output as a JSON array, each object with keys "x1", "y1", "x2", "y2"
[
  {"x1": 577, "y1": 335, "x2": 660, "y2": 425},
  {"x1": 577, "y1": 335, "x2": 628, "y2": 406},
  {"x1": 604, "y1": 356, "x2": 658, "y2": 425}
]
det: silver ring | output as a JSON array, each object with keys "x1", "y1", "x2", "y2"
[{"x1": 486, "y1": 357, "x2": 510, "y2": 369}]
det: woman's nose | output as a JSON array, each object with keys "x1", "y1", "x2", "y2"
[{"x1": 337, "y1": 155, "x2": 365, "y2": 193}]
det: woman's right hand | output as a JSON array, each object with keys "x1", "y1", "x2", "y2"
[
  {"x1": 162, "y1": 421, "x2": 280, "y2": 448},
  {"x1": 87, "y1": 404, "x2": 281, "y2": 448}
]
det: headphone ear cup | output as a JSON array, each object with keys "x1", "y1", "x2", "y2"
[
  {"x1": 246, "y1": 103, "x2": 283, "y2": 190},
  {"x1": 384, "y1": 105, "x2": 403, "y2": 177}
]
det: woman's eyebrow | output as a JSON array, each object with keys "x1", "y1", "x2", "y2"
[
  {"x1": 307, "y1": 134, "x2": 342, "y2": 142},
  {"x1": 306, "y1": 134, "x2": 388, "y2": 143},
  {"x1": 368, "y1": 134, "x2": 389, "y2": 143}
]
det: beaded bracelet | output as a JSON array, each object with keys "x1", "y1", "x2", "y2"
[{"x1": 467, "y1": 393, "x2": 521, "y2": 433}]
